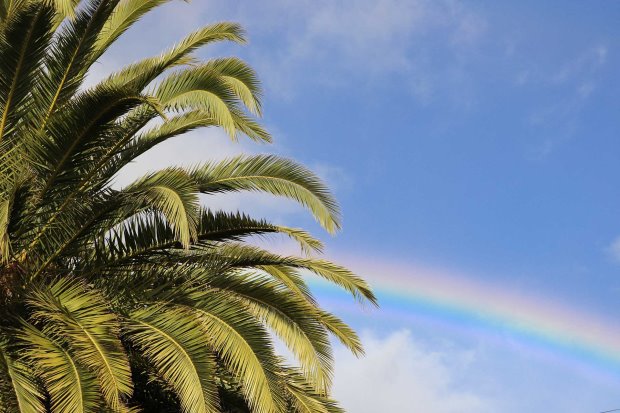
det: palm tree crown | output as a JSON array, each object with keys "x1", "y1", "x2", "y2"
[{"x1": 0, "y1": 1, "x2": 376, "y2": 412}]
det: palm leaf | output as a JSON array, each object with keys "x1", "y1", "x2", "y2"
[
  {"x1": 125, "y1": 305, "x2": 220, "y2": 413},
  {"x1": 205, "y1": 243, "x2": 377, "y2": 305},
  {"x1": 123, "y1": 167, "x2": 200, "y2": 247},
  {"x1": 28, "y1": 278, "x2": 132, "y2": 412},
  {"x1": 184, "y1": 298, "x2": 285, "y2": 413},
  {"x1": 280, "y1": 366, "x2": 344, "y2": 413},
  {"x1": 102, "y1": 21, "x2": 246, "y2": 90},
  {"x1": 34, "y1": 0, "x2": 120, "y2": 128},
  {"x1": 0, "y1": 339, "x2": 45, "y2": 413},
  {"x1": 17, "y1": 321, "x2": 100, "y2": 413},
  {"x1": 93, "y1": 0, "x2": 179, "y2": 58},
  {"x1": 202, "y1": 272, "x2": 334, "y2": 393},
  {"x1": 191, "y1": 155, "x2": 341, "y2": 233},
  {"x1": 0, "y1": 2, "x2": 53, "y2": 143}
]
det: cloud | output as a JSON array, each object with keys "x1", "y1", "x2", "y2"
[
  {"x1": 522, "y1": 44, "x2": 608, "y2": 159},
  {"x1": 197, "y1": 0, "x2": 487, "y2": 103},
  {"x1": 332, "y1": 330, "x2": 495, "y2": 413},
  {"x1": 606, "y1": 237, "x2": 620, "y2": 264},
  {"x1": 551, "y1": 45, "x2": 608, "y2": 85},
  {"x1": 311, "y1": 163, "x2": 353, "y2": 195}
]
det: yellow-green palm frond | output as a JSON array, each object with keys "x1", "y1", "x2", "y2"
[
  {"x1": 125, "y1": 305, "x2": 220, "y2": 413},
  {"x1": 27, "y1": 279, "x2": 132, "y2": 412},
  {"x1": 316, "y1": 311, "x2": 364, "y2": 357},
  {"x1": 155, "y1": 69, "x2": 238, "y2": 137},
  {"x1": 192, "y1": 155, "x2": 341, "y2": 233},
  {"x1": 129, "y1": 111, "x2": 219, "y2": 154},
  {"x1": 273, "y1": 227, "x2": 324, "y2": 256},
  {"x1": 17, "y1": 321, "x2": 100, "y2": 413},
  {"x1": 280, "y1": 366, "x2": 344, "y2": 413},
  {"x1": 183, "y1": 298, "x2": 285, "y2": 413},
  {"x1": 201, "y1": 57, "x2": 262, "y2": 116},
  {"x1": 94, "y1": 209, "x2": 323, "y2": 272},
  {"x1": 44, "y1": 0, "x2": 80, "y2": 24},
  {"x1": 0, "y1": 339, "x2": 45, "y2": 413},
  {"x1": 202, "y1": 272, "x2": 334, "y2": 393},
  {"x1": 229, "y1": 108, "x2": 272, "y2": 142},
  {"x1": 208, "y1": 243, "x2": 376, "y2": 305},
  {"x1": 103, "y1": 22, "x2": 246, "y2": 90},
  {"x1": 124, "y1": 168, "x2": 200, "y2": 247},
  {"x1": 93, "y1": 0, "x2": 177, "y2": 58}
]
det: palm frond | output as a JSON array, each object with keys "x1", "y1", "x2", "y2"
[
  {"x1": 184, "y1": 298, "x2": 285, "y2": 413},
  {"x1": 201, "y1": 57, "x2": 262, "y2": 116},
  {"x1": 28, "y1": 278, "x2": 132, "y2": 412},
  {"x1": 192, "y1": 155, "x2": 341, "y2": 233},
  {"x1": 317, "y1": 311, "x2": 364, "y2": 357},
  {"x1": 93, "y1": 0, "x2": 180, "y2": 59},
  {"x1": 280, "y1": 366, "x2": 344, "y2": 413},
  {"x1": 34, "y1": 0, "x2": 120, "y2": 129},
  {"x1": 102, "y1": 22, "x2": 246, "y2": 91},
  {"x1": 17, "y1": 321, "x2": 100, "y2": 413},
  {"x1": 204, "y1": 243, "x2": 377, "y2": 305},
  {"x1": 0, "y1": 1, "x2": 53, "y2": 143},
  {"x1": 47, "y1": 0, "x2": 80, "y2": 20},
  {"x1": 202, "y1": 272, "x2": 334, "y2": 393},
  {"x1": 123, "y1": 168, "x2": 200, "y2": 247},
  {"x1": 0, "y1": 339, "x2": 45, "y2": 413},
  {"x1": 125, "y1": 305, "x2": 220, "y2": 413}
]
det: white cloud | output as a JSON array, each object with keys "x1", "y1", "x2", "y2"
[
  {"x1": 332, "y1": 330, "x2": 495, "y2": 413},
  {"x1": 79, "y1": 0, "x2": 489, "y2": 105}
]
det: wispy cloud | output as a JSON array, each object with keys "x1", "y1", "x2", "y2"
[
  {"x1": 196, "y1": 0, "x2": 487, "y2": 103},
  {"x1": 523, "y1": 43, "x2": 609, "y2": 159},
  {"x1": 605, "y1": 236, "x2": 620, "y2": 264},
  {"x1": 550, "y1": 45, "x2": 608, "y2": 85}
]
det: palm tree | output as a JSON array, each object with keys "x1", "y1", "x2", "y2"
[{"x1": 0, "y1": 0, "x2": 376, "y2": 412}]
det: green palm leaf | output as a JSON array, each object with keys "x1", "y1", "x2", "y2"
[
  {"x1": 202, "y1": 272, "x2": 334, "y2": 393},
  {"x1": 191, "y1": 155, "x2": 341, "y2": 233},
  {"x1": 0, "y1": 339, "x2": 45, "y2": 413},
  {"x1": 0, "y1": 1, "x2": 53, "y2": 143},
  {"x1": 125, "y1": 305, "x2": 219, "y2": 413},
  {"x1": 28, "y1": 279, "x2": 132, "y2": 412},
  {"x1": 17, "y1": 321, "x2": 100, "y2": 413},
  {"x1": 124, "y1": 168, "x2": 200, "y2": 247},
  {"x1": 184, "y1": 298, "x2": 285, "y2": 413}
]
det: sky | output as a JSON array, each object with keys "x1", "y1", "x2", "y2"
[{"x1": 103, "y1": 1, "x2": 620, "y2": 412}]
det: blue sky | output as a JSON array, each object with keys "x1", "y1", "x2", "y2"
[{"x1": 108, "y1": 1, "x2": 620, "y2": 412}]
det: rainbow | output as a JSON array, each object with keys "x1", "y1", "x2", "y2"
[{"x1": 311, "y1": 256, "x2": 620, "y2": 380}]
